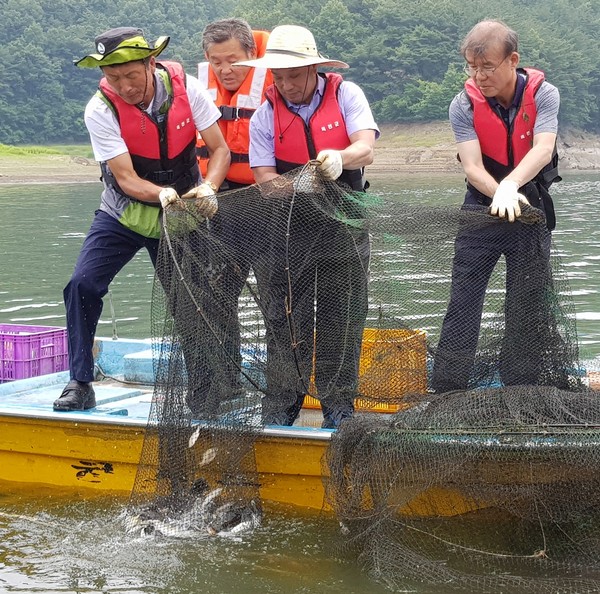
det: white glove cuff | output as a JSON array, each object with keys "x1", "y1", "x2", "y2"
[
  {"x1": 201, "y1": 183, "x2": 216, "y2": 197},
  {"x1": 497, "y1": 179, "x2": 520, "y2": 196}
]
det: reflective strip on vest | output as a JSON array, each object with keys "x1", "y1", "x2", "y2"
[
  {"x1": 197, "y1": 62, "x2": 267, "y2": 109},
  {"x1": 198, "y1": 62, "x2": 217, "y2": 101}
]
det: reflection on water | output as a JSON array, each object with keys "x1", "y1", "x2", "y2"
[
  {"x1": 0, "y1": 183, "x2": 155, "y2": 338},
  {"x1": 0, "y1": 174, "x2": 598, "y2": 359},
  {"x1": 550, "y1": 176, "x2": 600, "y2": 360}
]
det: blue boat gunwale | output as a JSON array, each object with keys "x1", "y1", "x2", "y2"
[
  {"x1": 2, "y1": 335, "x2": 600, "y2": 445},
  {"x1": 0, "y1": 336, "x2": 334, "y2": 440}
]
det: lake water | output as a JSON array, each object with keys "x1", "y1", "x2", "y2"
[
  {"x1": 1, "y1": 174, "x2": 599, "y2": 360},
  {"x1": 0, "y1": 173, "x2": 599, "y2": 593}
]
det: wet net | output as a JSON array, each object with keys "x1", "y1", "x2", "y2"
[{"x1": 126, "y1": 163, "x2": 600, "y2": 591}]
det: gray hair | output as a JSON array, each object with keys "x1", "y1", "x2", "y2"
[
  {"x1": 202, "y1": 18, "x2": 256, "y2": 55},
  {"x1": 460, "y1": 19, "x2": 518, "y2": 59}
]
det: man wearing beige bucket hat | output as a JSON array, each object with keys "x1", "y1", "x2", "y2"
[
  {"x1": 54, "y1": 27, "x2": 230, "y2": 412},
  {"x1": 236, "y1": 24, "x2": 379, "y2": 429}
]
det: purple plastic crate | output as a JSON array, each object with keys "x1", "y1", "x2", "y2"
[{"x1": 0, "y1": 324, "x2": 69, "y2": 382}]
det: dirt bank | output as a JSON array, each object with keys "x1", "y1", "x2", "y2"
[
  {"x1": 1, "y1": 122, "x2": 600, "y2": 185},
  {"x1": 370, "y1": 122, "x2": 600, "y2": 174},
  {"x1": 0, "y1": 153, "x2": 101, "y2": 185}
]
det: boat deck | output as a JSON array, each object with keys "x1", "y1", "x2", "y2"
[
  {"x1": 0, "y1": 337, "x2": 339, "y2": 505},
  {"x1": 0, "y1": 336, "x2": 334, "y2": 438}
]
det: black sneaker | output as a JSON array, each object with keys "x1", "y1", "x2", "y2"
[
  {"x1": 53, "y1": 381, "x2": 96, "y2": 411},
  {"x1": 262, "y1": 393, "x2": 304, "y2": 426},
  {"x1": 321, "y1": 408, "x2": 353, "y2": 429}
]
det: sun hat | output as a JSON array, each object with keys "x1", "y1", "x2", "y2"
[
  {"x1": 234, "y1": 25, "x2": 348, "y2": 69},
  {"x1": 74, "y1": 27, "x2": 170, "y2": 68}
]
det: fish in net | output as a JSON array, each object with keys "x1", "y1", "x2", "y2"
[
  {"x1": 126, "y1": 163, "x2": 374, "y2": 537},
  {"x1": 122, "y1": 164, "x2": 600, "y2": 592}
]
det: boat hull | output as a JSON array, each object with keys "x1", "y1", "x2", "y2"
[{"x1": 2, "y1": 337, "x2": 599, "y2": 517}]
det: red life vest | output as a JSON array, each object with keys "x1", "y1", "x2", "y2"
[
  {"x1": 465, "y1": 68, "x2": 544, "y2": 169},
  {"x1": 464, "y1": 68, "x2": 560, "y2": 230},
  {"x1": 266, "y1": 72, "x2": 350, "y2": 163},
  {"x1": 265, "y1": 73, "x2": 364, "y2": 191},
  {"x1": 99, "y1": 61, "x2": 199, "y2": 194},
  {"x1": 196, "y1": 31, "x2": 272, "y2": 186}
]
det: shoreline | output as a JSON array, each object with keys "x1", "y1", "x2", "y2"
[{"x1": 2, "y1": 122, "x2": 600, "y2": 186}]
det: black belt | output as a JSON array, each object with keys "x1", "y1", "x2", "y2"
[
  {"x1": 196, "y1": 146, "x2": 249, "y2": 163},
  {"x1": 219, "y1": 105, "x2": 256, "y2": 120}
]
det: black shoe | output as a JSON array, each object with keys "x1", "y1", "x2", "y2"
[
  {"x1": 53, "y1": 381, "x2": 96, "y2": 411},
  {"x1": 262, "y1": 393, "x2": 304, "y2": 426}
]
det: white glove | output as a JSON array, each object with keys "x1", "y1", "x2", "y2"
[
  {"x1": 181, "y1": 182, "x2": 218, "y2": 218},
  {"x1": 490, "y1": 180, "x2": 528, "y2": 222},
  {"x1": 316, "y1": 150, "x2": 343, "y2": 180},
  {"x1": 158, "y1": 187, "x2": 179, "y2": 208}
]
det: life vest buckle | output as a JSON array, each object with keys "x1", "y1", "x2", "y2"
[
  {"x1": 219, "y1": 106, "x2": 255, "y2": 121},
  {"x1": 151, "y1": 170, "x2": 175, "y2": 183}
]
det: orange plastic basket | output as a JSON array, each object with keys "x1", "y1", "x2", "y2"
[{"x1": 303, "y1": 328, "x2": 427, "y2": 413}]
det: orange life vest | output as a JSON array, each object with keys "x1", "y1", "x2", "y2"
[{"x1": 196, "y1": 30, "x2": 272, "y2": 186}]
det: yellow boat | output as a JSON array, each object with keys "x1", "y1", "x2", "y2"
[
  {"x1": 2, "y1": 336, "x2": 599, "y2": 518},
  {"x1": 0, "y1": 337, "x2": 348, "y2": 511}
]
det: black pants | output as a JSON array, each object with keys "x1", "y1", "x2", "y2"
[
  {"x1": 257, "y1": 193, "x2": 370, "y2": 424},
  {"x1": 64, "y1": 210, "x2": 160, "y2": 383},
  {"x1": 185, "y1": 184, "x2": 269, "y2": 415},
  {"x1": 431, "y1": 205, "x2": 551, "y2": 392}
]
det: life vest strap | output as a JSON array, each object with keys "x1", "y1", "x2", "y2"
[
  {"x1": 196, "y1": 146, "x2": 249, "y2": 163},
  {"x1": 219, "y1": 105, "x2": 256, "y2": 120},
  {"x1": 149, "y1": 169, "x2": 175, "y2": 184}
]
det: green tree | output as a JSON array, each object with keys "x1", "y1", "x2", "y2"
[{"x1": 1, "y1": 0, "x2": 599, "y2": 142}]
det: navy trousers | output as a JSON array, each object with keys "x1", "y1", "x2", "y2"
[
  {"x1": 431, "y1": 206, "x2": 551, "y2": 392},
  {"x1": 186, "y1": 191, "x2": 271, "y2": 415},
  {"x1": 64, "y1": 210, "x2": 159, "y2": 382},
  {"x1": 257, "y1": 193, "x2": 371, "y2": 425}
]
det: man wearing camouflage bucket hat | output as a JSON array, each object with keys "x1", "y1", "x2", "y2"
[{"x1": 54, "y1": 27, "x2": 230, "y2": 412}]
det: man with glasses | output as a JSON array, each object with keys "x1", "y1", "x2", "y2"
[{"x1": 431, "y1": 19, "x2": 561, "y2": 393}]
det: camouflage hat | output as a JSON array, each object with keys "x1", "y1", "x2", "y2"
[{"x1": 74, "y1": 27, "x2": 169, "y2": 68}]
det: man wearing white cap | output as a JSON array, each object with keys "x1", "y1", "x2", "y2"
[
  {"x1": 236, "y1": 25, "x2": 379, "y2": 428},
  {"x1": 54, "y1": 27, "x2": 230, "y2": 411}
]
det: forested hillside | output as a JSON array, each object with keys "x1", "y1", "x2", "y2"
[{"x1": 1, "y1": 0, "x2": 599, "y2": 143}]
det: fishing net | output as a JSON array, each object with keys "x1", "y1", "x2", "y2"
[
  {"x1": 125, "y1": 163, "x2": 600, "y2": 591},
  {"x1": 325, "y1": 387, "x2": 600, "y2": 593}
]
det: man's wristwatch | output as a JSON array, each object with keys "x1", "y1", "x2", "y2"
[{"x1": 203, "y1": 180, "x2": 218, "y2": 193}]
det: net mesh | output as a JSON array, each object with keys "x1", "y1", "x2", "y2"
[{"x1": 126, "y1": 164, "x2": 600, "y2": 590}]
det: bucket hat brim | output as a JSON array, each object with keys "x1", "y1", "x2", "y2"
[
  {"x1": 234, "y1": 51, "x2": 348, "y2": 70},
  {"x1": 74, "y1": 34, "x2": 170, "y2": 68},
  {"x1": 234, "y1": 25, "x2": 348, "y2": 70}
]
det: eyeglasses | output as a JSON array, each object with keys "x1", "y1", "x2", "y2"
[{"x1": 463, "y1": 57, "x2": 507, "y2": 77}]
